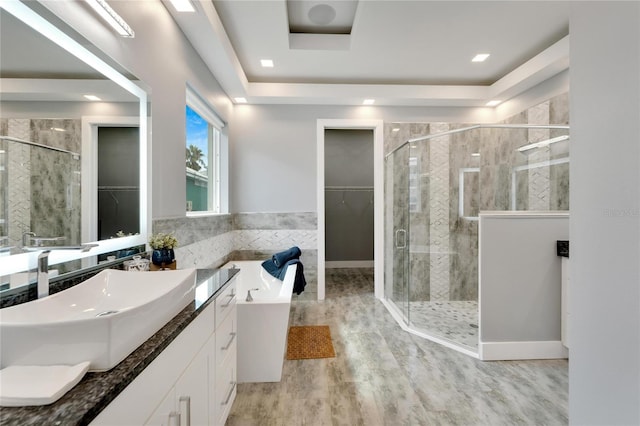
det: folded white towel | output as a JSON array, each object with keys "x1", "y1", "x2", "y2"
[{"x1": 0, "y1": 361, "x2": 91, "y2": 407}]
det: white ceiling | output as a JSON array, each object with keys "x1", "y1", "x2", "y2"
[
  {"x1": 163, "y1": 0, "x2": 569, "y2": 106},
  {"x1": 169, "y1": 0, "x2": 571, "y2": 107}
]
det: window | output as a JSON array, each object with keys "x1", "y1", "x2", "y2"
[{"x1": 185, "y1": 87, "x2": 225, "y2": 213}]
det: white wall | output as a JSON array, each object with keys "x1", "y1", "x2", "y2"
[
  {"x1": 569, "y1": 2, "x2": 640, "y2": 424},
  {"x1": 230, "y1": 104, "x2": 496, "y2": 212},
  {"x1": 40, "y1": 0, "x2": 233, "y2": 219}
]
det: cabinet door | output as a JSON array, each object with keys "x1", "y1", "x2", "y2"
[
  {"x1": 174, "y1": 341, "x2": 210, "y2": 426},
  {"x1": 145, "y1": 388, "x2": 177, "y2": 426}
]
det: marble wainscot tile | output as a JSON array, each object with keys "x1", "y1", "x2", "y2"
[
  {"x1": 233, "y1": 229, "x2": 317, "y2": 251},
  {"x1": 233, "y1": 212, "x2": 317, "y2": 230},
  {"x1": 274, "y1": 212, "x2": 317, "y2": 229},
  {"x1": 153, "y1": 214, "x2": 233, "y2": 246},
  {"x1": 174, "y1": 231, "x2": 234, "y2": 270},
  {"x1": 232, "y1": 212, "x2": 279, "y2": 230}
]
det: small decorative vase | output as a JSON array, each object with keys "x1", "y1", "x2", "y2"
[{"x1": 151, "y1": 248, "x2": 175, "y2": 267}]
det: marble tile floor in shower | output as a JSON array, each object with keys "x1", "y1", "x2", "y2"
[
  {"x1": 408, "y1": 300, "x2": 479, "y2": 350},
  {"x1": 227, "y1": 268, "x2": 568, "y2": 426}
]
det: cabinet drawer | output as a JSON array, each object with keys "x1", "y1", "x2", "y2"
[
  {"x1": 214, "y1": 344, "x2": 237, "y2": 426},
  {"x1": 215, "y1": 306, "x2": 237, "y2": 367},
  {"x1": 215, "y1": 281, "x2": 237, "y2": 326}
]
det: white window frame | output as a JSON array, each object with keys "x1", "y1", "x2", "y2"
[{"x1": 186, "y1": 86, "x2": 225, "y2": 214}]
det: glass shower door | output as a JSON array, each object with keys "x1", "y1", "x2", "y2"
[{"x1": 385, "y1": 144, "x2": 410, "y2": 322}]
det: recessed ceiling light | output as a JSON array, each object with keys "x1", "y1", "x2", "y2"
[
  {"x1": 169, "y1": 0, "x2": 194, "y2": 12},
  {"x1": 471, "y1": 152, "x2": 480, "y2": 157},
  {"x1": 50, "y1": 127, "x2": 66, "y2": 132},
  {"x1": 234, "y1": 97, "x2": 247, "y2": 104},
  {"x1": 472, "y1": 53, "x2": 490, "y2": 62},
  {"x1": 84, "y1": 94, "x2": 101, "y2": 101},
  {"x1": 363, "y1": 99, "x2": 375, "y2": 105},
  {"x1": 392, "y1": 128, "x2": 400, "y2": 132},
  {"x1": 485, "y1": 100, "x2": 501, "y2": 107},
  {"x1": 260, "y1": 59, "x2": 274, "y2": 68}
]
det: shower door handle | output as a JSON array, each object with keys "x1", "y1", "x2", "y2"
[{"x1": 395, "y1": 229, "x2": 407, "y2": 249}]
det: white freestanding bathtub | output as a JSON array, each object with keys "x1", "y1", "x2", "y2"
[{"x1": 222, "y1": 260, "x2": 295, "y2": 382}]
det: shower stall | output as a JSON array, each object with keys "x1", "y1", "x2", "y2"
[{"x1": 384, "y1": 123, "x2": 570, "y2": 355}]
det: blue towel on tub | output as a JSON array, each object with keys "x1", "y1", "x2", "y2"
[
  {"x1": 261, "y1": 254, "x2": 307, "y2": 295},
  {"x1": 272, "y1": 246, "x2": 301, "y2": 267}
]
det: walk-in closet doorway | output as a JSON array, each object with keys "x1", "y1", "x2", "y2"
[{"x1": 316, "y1": 119, "x2": 384, "y2": 301}]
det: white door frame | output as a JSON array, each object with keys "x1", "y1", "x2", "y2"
[{"x1": 316, "y1": 119, "x2": 385, "y2": 301}]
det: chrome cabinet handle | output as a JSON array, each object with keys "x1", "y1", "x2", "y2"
[
  {"x1": 395, "y1": 229, "x2": 407, "y2": 249},
  {"x1": 179, "y1": 396, "x2": 191, "y2": 426},
  {"x1": 221, "y1": 332, "x2": 236, "y2": 350},
  {"x1": 221, "y1": 290, "x2": 236, "y2": 307},
  {"x1": 168, "y1": 411, "x2": 180, "y2": 426},
  {"x1": 221, "y1": 381, "x2": 236, "y2": 406}
]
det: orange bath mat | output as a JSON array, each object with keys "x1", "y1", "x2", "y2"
[{"x1": 286, "y1": 325, "x2": 336, "y2": 360}]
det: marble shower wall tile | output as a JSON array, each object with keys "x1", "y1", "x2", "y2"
[
  {"x1": 7, "y1": 120, "x2": 31, "y2": 247},
  {"x1": 449, "y1": 126, "x2": 482, "y2": 301},
  {"x1": 382, "y1": 92, "x2": 570, "y2": 304},
  {"x1": 428, "y1": 124, "x2": 451, "y2": 301},
  {"x1": 550, "y1": 92, "x2": 570, "y2": 125},
  {"x1": 30, "y1": 119, "x2": 81, "y2": 154},
  {"x1": 3, "y1": 118, "x2": 82, "y2": 247}
]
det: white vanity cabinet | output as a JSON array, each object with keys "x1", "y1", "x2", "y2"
[
  {"x1": 212, "y1": 283, "x2": 238, "y2": 425},
  {"x1": 90, "y1": 280, "x2": 237, "y2": 426},
  {"x1": 145, "y1": 345, "x2": 209, "y2": 426}
]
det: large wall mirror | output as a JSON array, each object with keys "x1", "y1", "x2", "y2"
[{"x1": 0, "y1": 2, "x2": 149, "y2": 291}]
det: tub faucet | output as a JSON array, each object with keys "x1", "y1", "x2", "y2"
[
  {"x1": 246, "y1": 288, "x2": 259, "y2": 302},
  {"x1": 35, "y1": 244, "x2": 98, "y2": 298}
]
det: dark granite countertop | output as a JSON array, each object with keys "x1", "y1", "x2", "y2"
[{"x1": 0, "y1": 268, "x2": 239, "y2": 426}]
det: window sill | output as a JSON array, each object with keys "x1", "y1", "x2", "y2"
[{"x1": 186, "y1": 211, "x2": 229, "y2": 218}]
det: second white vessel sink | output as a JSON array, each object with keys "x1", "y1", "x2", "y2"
[{"x1": 0, "y1": 268, "x2": 197, "y2": 371}]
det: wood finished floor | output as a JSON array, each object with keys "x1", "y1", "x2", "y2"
[{"x1": 226, "y1": 268, "x2": 568, "y2": 426}]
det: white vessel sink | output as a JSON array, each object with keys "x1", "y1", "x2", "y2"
[{"x1": 0, "y1": 268, "x2": 197, "y2": 371}]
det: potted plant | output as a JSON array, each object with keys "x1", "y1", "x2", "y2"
[{"x1": 148, "y1": 232, "x2": 178, "y2": 267}]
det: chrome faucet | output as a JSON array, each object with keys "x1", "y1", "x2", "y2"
[
  {"x1": 246, "y1": 288, "x2": 259, "y2": 302},
  {"x1": 35, "y1": 244, "x2": 98, "y2": 298}
]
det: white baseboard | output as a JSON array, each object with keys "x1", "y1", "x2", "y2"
[
  {"x1": 325, "y1": 260, "x2": 374, "y2": 268},
  {"x1": 479, "y1": 340, "x2": 569, "y2": 361}
]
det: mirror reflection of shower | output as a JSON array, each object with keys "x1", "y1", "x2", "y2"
[{"x1": 0, "y1": 130, "x2": 81, "y2": 255}]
